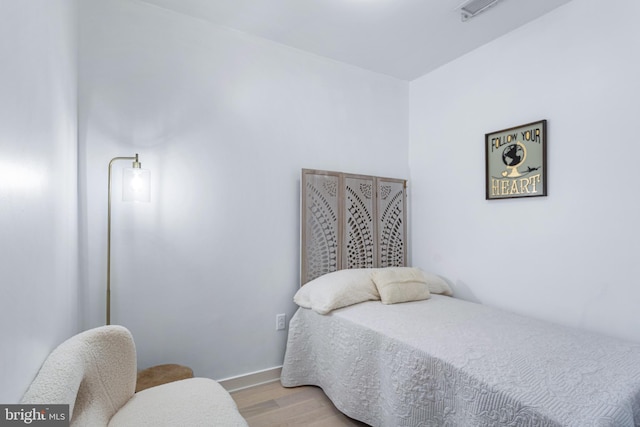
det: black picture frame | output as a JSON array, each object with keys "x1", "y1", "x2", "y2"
[{"x1": 485, "y1": 120, "x2": 547, "y2": 200}]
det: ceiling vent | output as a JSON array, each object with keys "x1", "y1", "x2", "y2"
[{"x1": 459, "y1": 0, "x2": 503, "y2": 21}]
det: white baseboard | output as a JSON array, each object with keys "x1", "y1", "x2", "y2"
[{"x1": 218, "y1": 366, "x2": 282, "y2": 393}]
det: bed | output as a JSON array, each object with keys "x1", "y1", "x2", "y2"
[{"x1": 281, "y1": 268, "x2": 640, "y2": 426}]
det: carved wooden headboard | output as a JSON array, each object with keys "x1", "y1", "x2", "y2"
[{"x1": 301, "y1": 169, "x2": 407, "y2": 284}]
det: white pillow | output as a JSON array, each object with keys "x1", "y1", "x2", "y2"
[
  {"x1": 423, "y1": 271, "x2": 453, "y2": 296},
  {"x1": 370, "y1": 267, "x2": 431, "y2": 304},
  {"x1": 293, "y1": 269, "x2": 380, "y2": 314}
]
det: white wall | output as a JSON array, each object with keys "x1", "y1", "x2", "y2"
[
  {"x1": 409, "y1": 0, "x2": 640, "y2": 342},
  {"x1": 78, "y1": 0, "x2": 408, "y2": 380},
  {"x1": 0, "y1": 0, "x2": 79, "y2": 403}
]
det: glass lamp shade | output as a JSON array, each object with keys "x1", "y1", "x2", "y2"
[{"x1": 122, "y1": 167, "x2": 150, "y2": 202}]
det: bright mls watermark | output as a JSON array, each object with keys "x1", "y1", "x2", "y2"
[{"x1": 0, "y1": 405, "x2": 68, "y2": 426}]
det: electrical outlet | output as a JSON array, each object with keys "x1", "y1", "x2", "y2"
[{"x1": 276, "y1": 313, "x2": 286, "y2": 331}]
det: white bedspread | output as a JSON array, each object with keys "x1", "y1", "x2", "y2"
[{"x1": 281, "y1": 295, "x2": 640, "y2": 426}]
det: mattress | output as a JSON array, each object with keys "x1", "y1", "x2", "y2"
[{"x1": 281, "y1": 295, "x2": 640, "y2": 426}]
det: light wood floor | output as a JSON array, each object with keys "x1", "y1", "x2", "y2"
[{"x1": 231, "y1": 381, "x2": 369, "y2": 427}]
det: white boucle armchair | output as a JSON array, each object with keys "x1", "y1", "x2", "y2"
[{"x1": 21, "y1": 325, "x2": 248, "y2": 427}]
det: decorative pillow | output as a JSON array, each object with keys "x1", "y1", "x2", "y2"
[
  {"x1": 370, "y1": 267, "x2": 431, "y2": 304},
  {"x1": 293, "y1": 269, "x2": 380, "y2": 314},
  {"x1": 293, "y1": 286, "x2": 312, "y2": 309},
  {"x1": 423, "y1": 271, "x2": 453, "y2": 296}
]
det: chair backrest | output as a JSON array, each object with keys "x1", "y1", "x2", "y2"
[{"x1": 21, "y1": 325, "x2": 137, "y2": 426}]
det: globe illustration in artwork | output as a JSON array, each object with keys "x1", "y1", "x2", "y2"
[
  {"x1": 502, "y1": 143, "x2": 524, "y2": 167},
  {"x1": 501, "y1": 142, "x2": 527, "y2": 177}
]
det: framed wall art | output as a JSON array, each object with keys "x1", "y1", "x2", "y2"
[{"x1": 485, "y1": 119, "x2": 547, "y2": 200}]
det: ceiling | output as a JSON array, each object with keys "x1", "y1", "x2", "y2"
[{"x1": 138, "y1": 0, "x2": 574, "y2": 81}]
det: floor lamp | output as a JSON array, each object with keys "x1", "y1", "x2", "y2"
[{"x1": 107, "y1": 153, "x2": 150, "y2": 325}]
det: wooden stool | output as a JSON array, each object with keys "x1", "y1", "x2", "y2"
[{"x1": 135, "y1": 363, "x2": 194, "y2": 392}]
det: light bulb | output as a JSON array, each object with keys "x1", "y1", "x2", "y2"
[
  {"x1": 122, "y1": 168, "x2": 150, "y2": 202},
  {"x1": 129, "y1": 170, "x2": 145, "y2": 192}
]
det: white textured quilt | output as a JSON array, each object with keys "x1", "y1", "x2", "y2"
[{"x1": 281, "y1": 295, "x2": 640, "y2": 426}]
